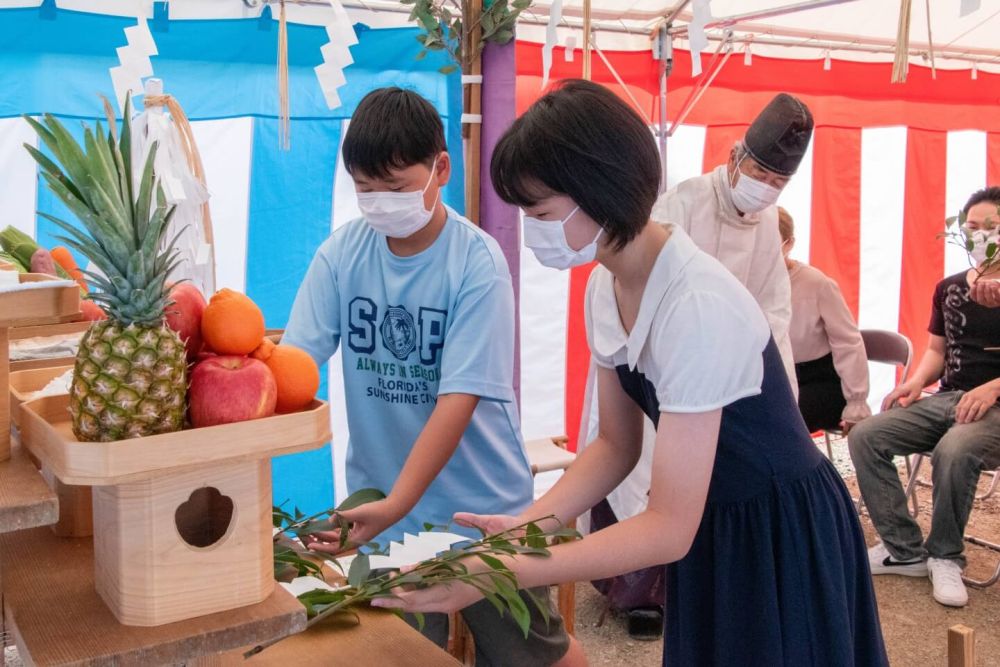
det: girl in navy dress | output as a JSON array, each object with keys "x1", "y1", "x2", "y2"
[{"x1": 374, "y1": 80, "x2": 888, "y2": 666}]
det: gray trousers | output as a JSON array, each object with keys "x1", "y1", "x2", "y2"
[{"x1": 848, "y1": 391, "x2": 1000, "y2": 567}]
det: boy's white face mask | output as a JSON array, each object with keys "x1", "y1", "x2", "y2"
[
  {"x1": 356, "y1": 157, "x2": 440, "y2": 238},
  {"x1": 522, "y1": 206, "x2": 603, "y2": 270},
  {"x1": 730, "y1": 154, "x2": 782, "y2": 214},
  {"x1": 967, "y1": 227, "x2": 1000, "y2": 265}
]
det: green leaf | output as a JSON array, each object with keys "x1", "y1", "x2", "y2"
[
  {"x1": 477, "y1": 553, "x2": 508, "y2": 572},
  {"x1": 347, "y1": 553, "x2": 371, "y2": 588},
  {"x1": 439, "y1": 64, "x2": 459, "y2": 75},
  {"x1": 522, "y1": 587, "x2": 551, "y2": 628},
  {"x1": 415, "y1": 49, "x2": 429, "y2": 61},
  {"x1": 336, "y1": 488, "x2": 387, "y2": 512},
  {"x1": 413, "y1": 611, "x2": 426, "y2": 631}
]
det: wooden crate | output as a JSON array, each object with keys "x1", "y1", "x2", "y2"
[
  {"x1": 18, "y1": 396, "x2": 331, "y2": 626},
  {"x1": 0, "y1": 273, "x2": 80, "y2": 461},
  {"x1": 9, "y1": 365, "x2": 92, "y2": 536}
]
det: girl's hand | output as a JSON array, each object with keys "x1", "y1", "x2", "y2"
[
  {"x1": 452, "y1": 513, "x2": 523, "y2": 535},
  {"x1": 371, "y1": 578, "x2": 484, "y2": 614}
]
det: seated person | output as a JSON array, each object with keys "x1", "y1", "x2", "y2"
[
  {"x1": 848, "y1": 187, "x2": 1000, "y2": 608},
  {"x1": 779, "y1": 207, "x2": 870, "y2": 433}
]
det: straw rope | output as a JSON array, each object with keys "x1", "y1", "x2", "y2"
[
  {"x1": 278, "y1": 0, "x2": 291, "y2": 150},
  {"x1": 892, "y1": 0, "x2": 912, "y2": 83}
]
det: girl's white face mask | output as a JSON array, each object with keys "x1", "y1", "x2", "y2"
[
  {"x1": 730, "y1": 154, "x2": 782, "y2": 214},
  {"x1": 356, "y1": 157, "x2": 440, "y2": 238},
  {"x1": 967, "y1": 227, "x2": 1000, "y2": 265},
  {"x1": 522, "y1": 206, "x2": 603, "y2": 270}
]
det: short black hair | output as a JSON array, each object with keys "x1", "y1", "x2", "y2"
[
  {"x1": 963, "y1": 186, "x2": 1000, "y2": 215},
  {"x1": 490, "y1": 79, "x2": 660, "y2": 250},
  {"x1": 342, "y1": 87, "x2": 446, "y2": 179}
]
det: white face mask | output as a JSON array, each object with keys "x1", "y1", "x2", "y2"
[
  {"x1": 730, "y1": 155, "x2": 782, "y2": 214},
  {"x1": 356, "y1": 157, "x2": 440, "y2": 238},
  {"x1": 968, "y1": 228, "x2": 999, "y2": 265},
  {"x1": 522, "y1": 206, "x2": 603, "y2": 270}
]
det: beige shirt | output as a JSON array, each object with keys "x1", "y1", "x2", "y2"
[
  {"x1": 652, "y1": 165, "x2": 797, "y2": 394},
  {"x1": 788, "y1": 260, "x2": 871, "y2": 422}
]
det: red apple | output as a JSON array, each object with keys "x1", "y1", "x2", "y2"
[
  {"x1": 165, "y1": 283, "x2": 207, "y2": 361},
  {"x1": 188, "y1": 356, "x2": 277, "y2": 428}
]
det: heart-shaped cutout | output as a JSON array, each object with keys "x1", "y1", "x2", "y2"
[{"x1": 175, "y1": 487, "x2": 235, "y2": 548}]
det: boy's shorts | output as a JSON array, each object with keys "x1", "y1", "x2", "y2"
[{"x1": 406, "y1": 586, "x2": 570, "y2": 667}]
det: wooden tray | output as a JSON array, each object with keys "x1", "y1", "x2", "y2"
[
  {"x1": 20, "y1": 395, "x2": 331, "y2": 486},
  {"x1": 9, "y1": 364, "x2": 72, "y2": 430},
  {"x1": 0, "y1": 273, "x2": 81, "y2": 327},
  {"x1": 0, "y1": 441, "x2": 58, "y2": 534}
]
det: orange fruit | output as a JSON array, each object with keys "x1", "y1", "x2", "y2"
[
  {"x1": 251, "y1": 338, "x2": 276, "y2": 361},
  {"x1": 261, "y1": 344, "x2": 320, "y2": 413},
  {"x1": 200, "y1": 289, "x2": 266, "y2": 356}
]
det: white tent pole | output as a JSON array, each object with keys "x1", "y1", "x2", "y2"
[{"x1": 655, "y1": 24, "x2": 673, "y2": 194}]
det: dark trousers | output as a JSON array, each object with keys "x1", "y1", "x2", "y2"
[{"x1": 796, "y1": 353, "x2": 846, "y2": 432}]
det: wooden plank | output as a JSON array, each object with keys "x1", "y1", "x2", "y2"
[
  {"x1": 9, "y1": 320, "x2": 89, "y2": 341},
  {"x1": 0, "y1": 442, "x2": 57, "y2": 533},
  {"x1": 464, "y1": 0, "x2": 483, "y2": 226},
  {"x1": 9, "y1": 364, "x2": 71, "y2": 430},
  {"x1": 19, "y1": 394, "x2": 331, "y2": 485},
  {"x1": 216, "y1": 606, "x2": 461, "y2": 667},
  {"x1": 0, "y1": 275, "x2": 80, "y2": 328},
  {"x1": 1, "y1": 528, "x2": 306, "y2": 666},
  {"x1": 948, "y1": 624, "x2": 976, "y2": 667}
]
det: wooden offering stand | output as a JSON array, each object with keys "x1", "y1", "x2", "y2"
[
  {"x1": 20, "y1": 394, "x2": 331, "y2": 627},
  {"x1": 0, "y1": 273, "x2": 80, "y2": 462}
]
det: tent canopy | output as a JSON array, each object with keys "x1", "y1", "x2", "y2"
[{"x1": 4, "y1": 1, "x2": 997, "y2": 70}]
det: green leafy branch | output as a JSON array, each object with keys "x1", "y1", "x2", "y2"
[
  {"x1": 272, "y1": 488, "x2": 388, "y2": 583},
  {"x1": 942, "y1": 207, "x2": 999, "y2": 276},
  {"x1": 402, "y1": 0, "x2": 533, "y2": 75},
  {"x1": 254, "y1": 512, "x2": 579, "y2": 659}
]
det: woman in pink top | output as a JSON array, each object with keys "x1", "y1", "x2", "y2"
[{"x1": 779, "y1": 208, "x2": 872, "y2": 433}]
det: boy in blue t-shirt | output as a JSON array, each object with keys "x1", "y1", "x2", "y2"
[{"x1": 284, "y1": 87, "x2": 580, "y2": 665}]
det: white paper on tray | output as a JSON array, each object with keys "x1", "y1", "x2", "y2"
[
  {"x1": 341, "y1": 532, "x2": 469, "y2": 572},
  {"x1": 0, "y1": 278, "x2": 77, "y2": 295},
  {"x1": 280, "y1": 576, "x2": 347, "y2": 598}
]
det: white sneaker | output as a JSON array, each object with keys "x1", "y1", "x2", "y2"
[
  {"x1": 867, "y1": 543, "x2": 928, "y2": 577},
  {"x1": 927, "y1": 558, "x2": 968, "y2": 607}
]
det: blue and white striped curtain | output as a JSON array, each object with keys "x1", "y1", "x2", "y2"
[{"x1": 0, "y1": 4, "x2": 465, "y2": 514}]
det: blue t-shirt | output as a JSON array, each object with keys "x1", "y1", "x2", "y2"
[{"x1": 284, "y1": 208, "x2": 533, "y2": 544}]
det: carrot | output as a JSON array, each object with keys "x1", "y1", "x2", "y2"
[{"x1": 50, "y1": 246, "x2": 88, "y2": 292}]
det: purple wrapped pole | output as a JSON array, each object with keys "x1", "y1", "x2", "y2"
[{"x1": 479, "y1": 40, "x2": 521, "y2": 402}]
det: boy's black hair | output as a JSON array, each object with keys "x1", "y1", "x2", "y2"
[
  {"x1": 343, "y1": 87, "x2": 446, "y2": 179},
  {"x1": 963, "y1": 186, "x2": 1000, "y2": 215},
  {"x1": 490, "y1": 79, "x2": 661, "y2": 250}
]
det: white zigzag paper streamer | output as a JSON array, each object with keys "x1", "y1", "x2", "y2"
[
  {"x1": 315, "y1": 0, "x2": 357, "y2": 110},
  {"x1": 541, "y1": 0, "x2": 563, "y2": 89},
  {"x1": 109, "y1": 16, "x2": 158, "y2": 111}
]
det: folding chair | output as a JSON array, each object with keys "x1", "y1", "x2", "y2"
[
  {"x1": 821, "y1": 329, "x2": 913, "y2": 460},
  {"x1": 819, "y1": 329, "x2": 916, "y2": 514}
]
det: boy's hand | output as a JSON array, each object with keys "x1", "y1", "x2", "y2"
[
  {"x1": 970, "y1": 277, "x2": 1000, "y2": 308},
  {"x1": 305, "y1": 498, "x2": 404, "y2": 554}
]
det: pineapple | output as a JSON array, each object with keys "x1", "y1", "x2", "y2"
[{"x1": 24, "y1": 96, "x2": 187, "y2": 441}]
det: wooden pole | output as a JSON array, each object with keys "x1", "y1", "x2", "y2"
[
  {"x1": 1, "y1": 326, "x2": 10, "y2": 461},
  {"x1": 948, "y1": 625, "x2": 975, "y2": 667},
  {"x1": 464, "y1": 0, "x2": 483, "y2": 225},
  {"x1": 582, "y1": 0, "x2": 592, "y2": 80}
]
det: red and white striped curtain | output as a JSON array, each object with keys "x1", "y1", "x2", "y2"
[{"x1": 515, "y1": 42, "x2": 1000, "y2": 450}]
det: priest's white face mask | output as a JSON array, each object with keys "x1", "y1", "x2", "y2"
[{"x1": 728, "y1": 148, "x2": 789, "y2": 215}]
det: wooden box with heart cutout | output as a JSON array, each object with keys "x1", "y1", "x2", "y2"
[{"x1": 18, "y1": 393, "x2": 331, "y2": 626}]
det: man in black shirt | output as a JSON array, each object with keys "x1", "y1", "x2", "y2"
[{"x1": 849, "y1": 187, "x2": 1000, "y2": 609}]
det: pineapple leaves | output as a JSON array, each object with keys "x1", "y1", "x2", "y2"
[{"x1": 24, "y1": 94, "x2": 180, "y2": 326}]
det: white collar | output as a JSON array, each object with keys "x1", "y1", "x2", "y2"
[{"x1": 591, "y1": 225, "x2": 700, "y2": 370}]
